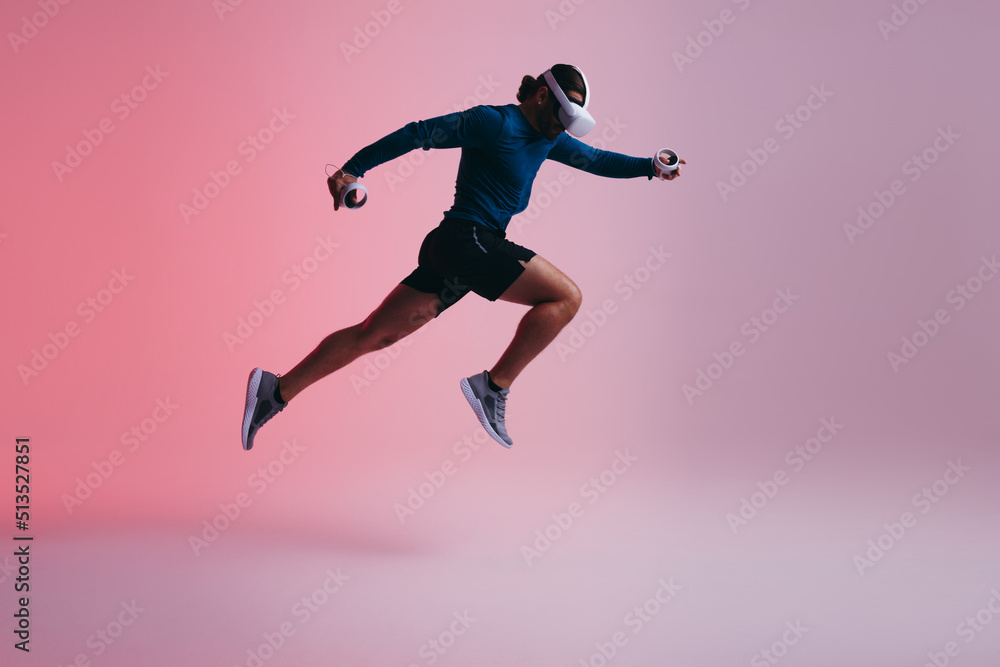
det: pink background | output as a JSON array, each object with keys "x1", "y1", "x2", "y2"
[{"x1": 3, "y1": 0, "x2": 999, "y2": 665}]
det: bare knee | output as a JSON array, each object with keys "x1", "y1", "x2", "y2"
[
  {"x1": 356, "y1": 307, "x2": 435, "y2": 353},
  {"x1": 356, "y1": 323, "x2": 407, "y2": 353},
  {"x1": 562, "y1": 282, "x2": 583, "y2": 319}
]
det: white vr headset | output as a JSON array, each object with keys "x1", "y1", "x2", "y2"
[{"x1": 542, "y1": 66, "x2": 596, "y2": 137}]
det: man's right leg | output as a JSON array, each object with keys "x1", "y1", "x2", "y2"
[
  {"x1": 458, "y1": 254, "x2": 581, "y2": 449},
  {"x1": 278, "y1": 284, "x2": 442, "y2": 402},
  {"x1": 487, "y1": 255, "x2": 582, "y2": 388}
]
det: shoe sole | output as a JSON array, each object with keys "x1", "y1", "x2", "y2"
[
  {"x1": 242, "y1": 368, "x2": 263, "y2": 451},
  {"x1": 460, "y1": 377, "x2": 512, "y2": 448}
]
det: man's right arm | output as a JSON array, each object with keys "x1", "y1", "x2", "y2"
[{"x1": 341, "y1": 105, "x2": 505, "y2": 178}]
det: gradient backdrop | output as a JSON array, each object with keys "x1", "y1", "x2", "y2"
[{"x1": 3, "y1": 0, "x2": 999, "y2": 665}]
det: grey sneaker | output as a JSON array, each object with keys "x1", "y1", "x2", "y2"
[
  {"x1": 460, "y1": 370, "x2": 513, "y2": 448},
  {"x1": 241, "y1": 368, "x2": 286, "y2": 451}
]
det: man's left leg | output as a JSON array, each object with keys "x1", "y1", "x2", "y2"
[
  {"x1": 460, "y1": 254, "x2": 582, "y2": 448},
  {"x1": 488, "y1": 255, "x2": 582, "y2": 387}
]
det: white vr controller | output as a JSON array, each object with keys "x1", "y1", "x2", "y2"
[
  {"x1": 340, "y1": 181, "x2": 367, "y2": 209},
  {"x1": 326, "y1": 164, "x2": 368, "y2": 209},
  {"x1": 653, "y1": 148, "x2": 680, "y2": 178}
]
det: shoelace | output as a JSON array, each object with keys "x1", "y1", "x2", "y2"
[
  {"x1": 494, "y1": 391, "x2": 507, "y2": 420},
  {"x1": 257, "y1": 374, "x2": 286, "y2": 425},
  {"x1": 257, "y1": 399, "x2": 284, "y2": 426}
]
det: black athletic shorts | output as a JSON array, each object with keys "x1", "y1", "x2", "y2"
[{"x1": 400, "y1": 218, "x2": 537, "y2": 316}]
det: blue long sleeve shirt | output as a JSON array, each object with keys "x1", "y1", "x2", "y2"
[{"x1": 342, "y1": 104, "x2": 655, "y2": 233}]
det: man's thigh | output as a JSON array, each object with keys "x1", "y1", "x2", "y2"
[{"x1": 496, "y1": 255, "x2": 581, "y2": 307}]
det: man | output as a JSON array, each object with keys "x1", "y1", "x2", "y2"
[{"x1": 241, "y1": 64, "x2": 684, "y2": 451}]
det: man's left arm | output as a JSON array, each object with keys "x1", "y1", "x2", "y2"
[{"x1": 547, "y1": 134, "x2": 657, "y2": 180}]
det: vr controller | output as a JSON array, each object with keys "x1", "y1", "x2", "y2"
[
  {"x1": 653, "y1": 148, "x2": 680, "y2": 178},
  {"x1": 325, "y1": 163, "x2": 368, "y2": 209}
]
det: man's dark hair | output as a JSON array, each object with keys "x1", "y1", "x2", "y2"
[{"x1": 516, "y1": 64, "x2": 586, "y2": 104}]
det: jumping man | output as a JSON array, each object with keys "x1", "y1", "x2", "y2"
[{"x1": 241, "y1": 63, "x2": 684, "y2": 451}]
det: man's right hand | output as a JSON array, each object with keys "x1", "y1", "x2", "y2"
[{"x1": 327, "y1": 170, "x2": 359, "y2": 211}]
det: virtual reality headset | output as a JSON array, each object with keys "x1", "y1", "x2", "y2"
[{"x1": 542, "y1": 65, "x2": 596, "y2": 137}]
